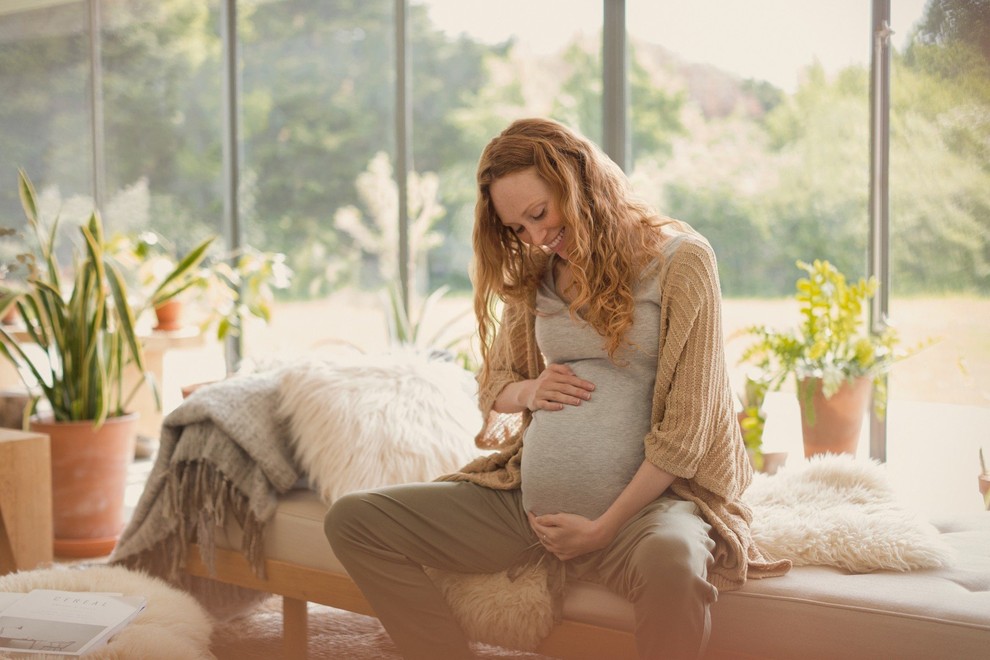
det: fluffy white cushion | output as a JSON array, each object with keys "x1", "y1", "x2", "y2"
[
  {"x1": 0, "y1": 565, "x2": 214, "y2": 660},
  {"x1": 276, "y1": 350, "x2": 484, "y2": 504},
  {"x1": 425, "y1": 564, "x2": 554, "y2": 650},
  {"x1": 743, "y1": 453, "x2": 955, "y2": 572}
]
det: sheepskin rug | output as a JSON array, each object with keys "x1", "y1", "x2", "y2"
[
  {"x1": 276, "y1": 350, "x2": 483, "y2": 504},
  {"x1": 0, "y1": 565, "x2": 214, "y2": 660},
  {"x1": 742, "y1": 453, "x2": 955, "y2": 572}
]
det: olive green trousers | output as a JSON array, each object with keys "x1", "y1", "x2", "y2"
[{"x1": 325, "y1": 481, "x2": 716, "y2": 660}]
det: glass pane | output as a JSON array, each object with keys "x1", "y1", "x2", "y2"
[
  {"x1": 238, "y1": 0, "x2": 396, "y2": 361},
  {"x1": 0, "y1": 1, "x2": 92, "y2": 242},
  {"x1": 98, "y1": 0, "x2": 227, "y2": 412},
  {"x1": 628, "y1": 0, "x2": 872, "y2": 301},
  {"x1": 888, "y1": 0, "x2": 990, "y2": 511},
  {"x1": 627, "y1": 0, "x2": 872, "y2": 390},
  {"x1": 411, "y1": 0, "x2": 603, "y2": 365},
  {"x1": 0, "y1": 1, "x2": 94, "y2": 409}
]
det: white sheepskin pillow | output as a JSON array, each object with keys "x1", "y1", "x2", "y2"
[
  {"x1": 425, "y1": 564, "x2": 554, "y2": 651},
  {"x1": 0, "y1": 565, "x2": 214, "y2": 660},
  {"x1": 743, "y1": 453, "x2": 955, "y2": 572},
  {"x1": 276, "y1": 350, "x2": 485, "y2": 504}
]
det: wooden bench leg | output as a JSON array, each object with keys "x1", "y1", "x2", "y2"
[{"x1": 283, "y1": 596, "x2": 308, "y2": 659}]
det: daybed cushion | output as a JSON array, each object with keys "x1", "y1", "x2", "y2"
[{"x1": 214, "y1": 490, "x2": 990, "y2": 659}]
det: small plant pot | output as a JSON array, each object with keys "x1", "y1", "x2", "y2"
[
  {"x1": 761, "y1": 451, "x2": 788, "y2": 476},
  {"x1": 979, "y1": 474, "x2": 990, "y2": 507},
  {"x1": 153, "y1": 299, "x2": 184, "y2": 331},
  {"x1": 2, "y1": 306, "x2": 19, "y2": 325},
  {"x1": 799, "y1": 376, "x2": 871, "y2": 458}
]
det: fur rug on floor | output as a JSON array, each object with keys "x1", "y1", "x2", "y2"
[{"x1": 0, "y1": 565, "x2": 214, "y2": 660}]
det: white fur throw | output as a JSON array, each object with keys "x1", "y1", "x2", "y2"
[
  {"x1": 0, "y1": 565, "x2": 214, "y2": 660},
  {"x1": 276, "y1": 350, "x2": 483, "y2": 504},
  {"x1": 742, "y1": 454, "x2": 955, "y2": 572}
]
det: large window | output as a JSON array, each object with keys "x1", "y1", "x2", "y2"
[
  {"x1": 885, "y1": 1, "x2": 990, "y2": 498},
  {"x1": 627, "y1": 1, "x2": 876, "y2": 404},
  {"x1": 0, "y1": 1, "x2": 987, "y2": 474},
  {"x1": 237, "y1": 0, "x2": 397, "y2": 360}
]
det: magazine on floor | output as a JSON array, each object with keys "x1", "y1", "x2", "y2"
[{"x1": 0, "y1": 589, "x2": 146, "y2": 656}]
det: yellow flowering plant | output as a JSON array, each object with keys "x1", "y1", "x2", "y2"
[{"x1": 739, "y1": 259, "x2": 927, "y2": 422}]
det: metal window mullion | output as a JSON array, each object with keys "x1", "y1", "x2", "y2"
[
  {"x1": 87, "y1": 0, "x2": 105, "y2": 210},
  {"x1": 868, "y1": 0, "x2": 892, "y2": 462},
  {"x1": 395, "y1": 0, "x2": 412, "y2": 310},
  {"x1": 602, "y1": 0, "x2": 628, "y2": 171},
  {"x1": 221, "y1": 0, "x2": 242, "y2": 371}
]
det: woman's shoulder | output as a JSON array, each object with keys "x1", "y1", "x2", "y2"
[{"x1": 658, "y1": 224, "x2": 717, "y2": 275}]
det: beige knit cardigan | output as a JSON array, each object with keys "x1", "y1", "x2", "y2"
[{"x1": 439, "y1": 230, "x2": 791, "y2": 591}]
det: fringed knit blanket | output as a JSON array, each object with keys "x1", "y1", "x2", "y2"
[
  {"x1": 110, "y1": 351, "x2": 488, "y2": 622},
  {"x1": 111, "y1": 370, "x2": 301, "y2": 585}
]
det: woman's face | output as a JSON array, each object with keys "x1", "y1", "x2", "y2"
[{"x1": 490, "y1": 167, "x2": 569, "y2": 259}]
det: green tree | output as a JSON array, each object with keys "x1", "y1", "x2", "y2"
[{"x1": 913, "y1": 0, "x2": 990, "y2": 65}]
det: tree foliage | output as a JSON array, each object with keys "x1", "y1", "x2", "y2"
[{"x1": 1, "y1": 0, "x2": 986, "y2": 301}]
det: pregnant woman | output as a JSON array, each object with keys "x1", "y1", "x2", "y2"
[{"x1": 325, "y1": 117, "x2": 790, "y2": 660}]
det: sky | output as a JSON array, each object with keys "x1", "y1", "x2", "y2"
[{"x1": 424, "y1": 0, "x2": 931, "y2": 93}]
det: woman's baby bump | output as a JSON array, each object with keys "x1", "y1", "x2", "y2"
[{"x1": 521, "y1": 359, "x2": 655, "y2": 520}]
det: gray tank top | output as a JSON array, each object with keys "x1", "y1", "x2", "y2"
[{"x1": 521, "y1": 256, "x2": 662, "y2": 519}]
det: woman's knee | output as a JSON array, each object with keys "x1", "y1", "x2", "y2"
[
  {"x1": 631, "y1": 533, "x2": 711, "y2": 591},
  {"x1": 324, "y1": 490, "x2": 374, "y2": 548}
]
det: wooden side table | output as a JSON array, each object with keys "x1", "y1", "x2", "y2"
[
  {"x1": 124, "y1": 327, "x2": 206, "y2": 441},
  {"x1": 0, "y1": 429, "x2": 53, "y2": 574},
  {"x1": 1, "y1": 324, "x2": 205, "y2": 442}
]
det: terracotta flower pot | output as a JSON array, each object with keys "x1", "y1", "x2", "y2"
[
  {"x1": 153, "y1": 299, "x2": 184, "y2": 331},
  {"x1": 979, "y1": 474, "x2": 990, "y2": 508},
  {"x1": 30, "y1": 413, "x2": 138, "y2": 558},
  {"x1": 760, "y1": 451, "x2": 788, "y2": 475},
  {"x1": 746, "y1": 448, "x2": 788, "y2": 475},
  {"x1": 798, "y1": 376, "x2": 872, "y2": 459}
]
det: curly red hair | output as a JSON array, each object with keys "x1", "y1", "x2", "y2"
[{"x1": 473, "y1": 118, "x2": 678, "y2": 377}]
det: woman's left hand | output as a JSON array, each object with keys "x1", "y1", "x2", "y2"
[{"x1": 528, "y1": 511, "x2": 612, "y2": 561}]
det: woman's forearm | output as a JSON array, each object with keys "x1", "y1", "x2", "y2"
[
  {"x1": 595, "y1": 460, "x2": 675, "y2": 544},
  {"x1": 493, "y1": 364, "x2": 595, "y2": 413},
  {"x1": 492, "y1": 380, "x2": 534, "y2": 413}
]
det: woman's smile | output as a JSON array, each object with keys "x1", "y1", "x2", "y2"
[{"x1": 541, "y1": 227, "x2": 566, "y2": 254}]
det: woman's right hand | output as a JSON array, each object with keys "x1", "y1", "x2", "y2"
[
  {"x1": 492, "y1": 364, "x2": 595, "y2": 414},
  {"x1": 521, "y1": 363, "x2": 595, "y2": 411}
]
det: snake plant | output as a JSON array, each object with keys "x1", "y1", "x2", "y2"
[{"x1": 0, "y1": 170, "x2": 209, "y2": 426}]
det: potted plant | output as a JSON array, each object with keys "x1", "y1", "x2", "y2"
[
  {"x1": 107, "y1": 230, "x2": 214, "y2": 332},
  {"x1": 110, "y1": 230, "x2": 292, "y2": 341},
  {"x1": 738, "y1": 259, "x2": 927, "y2": 458},
  {"x1": 198, "y1": 245, "x2": 293, "y2": 341},
  {"x1": 0, "y1": 170, "x2": 206, "y2": 558},
  {"x1": 737, "y1": 372, "x2": 787, "y2": 475}
]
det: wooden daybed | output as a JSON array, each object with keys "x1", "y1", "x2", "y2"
[{"x1": 186, "y1": 488, "x2": 990, "y2": 660}]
